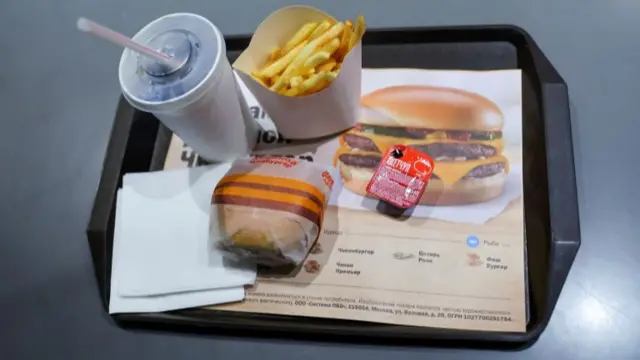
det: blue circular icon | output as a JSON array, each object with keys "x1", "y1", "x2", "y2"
[{"x1": 466, "y1": 235, "x2": 480, "y2": 248}]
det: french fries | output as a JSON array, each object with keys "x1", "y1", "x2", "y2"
[
  {"x1": 308, "y1": 20, "x2": 331, "y2": 41},
  {"x1": 299, "y1": 71, "x2": 336, "y2": 94},
  {"x1": 349, "y1": 15, "x2": 366, "y2": 51},
  {"x1": 270, "y1": 75, "x2": 287, "y2": 92},
  {"x1": 290, "y1": 76, "x2": 304, "y2": 88},
  {"x1": 250, "y1": 15, "x2": 366, "y2": 97},
  {"x1": 318, "y1": 59, "x2": 337, "y2": 72},
  {"x1": 303, "y1": 51, "x2": 331, "y2": 73},
  {"x1": 282, "y1": 22, "x2": 317, "y2": 54},
  {"x1": 259, "y1": 40, "x2": 308, "y2": 78},
  {"x1": 268, "y1": 46, "x2": 281, "y2": 62},
  {"x1": 337, "y1": 20, "x2": 353, "y2": 60},
  {"x1": 318, "y1": 38, "x2": 341, "y2": 57}
]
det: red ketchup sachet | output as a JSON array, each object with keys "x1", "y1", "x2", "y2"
[{"x1": 366, "y1": 145, "x2": 435, "y2": 210}]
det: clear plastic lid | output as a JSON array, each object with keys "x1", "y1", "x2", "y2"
[{"x1": 119, "y1": 13, "x2": 224, "y2": 110}]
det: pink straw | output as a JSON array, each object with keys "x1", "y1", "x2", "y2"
[{"x1": 77, "y1": 17, "x2": 182, "y2": 68}]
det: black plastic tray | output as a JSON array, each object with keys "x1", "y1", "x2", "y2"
[{"x1": 87, "y1": 25, "x2": 580, "y2": 348}]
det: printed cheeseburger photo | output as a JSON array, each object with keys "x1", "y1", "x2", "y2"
[
  {"x1": 335, "y1": 85, "x2": 508, "y2": 206},
  {"x1": 319, "y1": 68, "x2": 523, "y2": 224}
]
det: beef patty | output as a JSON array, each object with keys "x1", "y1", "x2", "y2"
[
  {"x1": 338, "y1": 154, "x2": 381, "y2": 168},
  {"x1": 338, "y1": 153, "x2": 506, "y2": 181},
  {"x1": 343, "y1": 134, "x2": 497, "y2": 160},
  {"x1": 411, "y1": 143, "x2": 497, "y2": 160},
  {"x1": 463, "y1": 162, "x2": 506, "y2": 179},
  {"x1": 343, "y1": 134, "x2": 380, "y2": 153}
]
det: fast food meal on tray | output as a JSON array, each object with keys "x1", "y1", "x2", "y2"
[
  {"x1": 100, "y1": 3, "x2": 530, "y2": 332},
  {"x1": 211, "y1": 156, "x2": 337, "y2": 267},
  {"x1": 233, "y1": 6, "x2": 366, "y2": 139}
]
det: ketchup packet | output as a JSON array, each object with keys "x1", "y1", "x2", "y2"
[{"x1": 366, "y1": 145, "x2": 435, "y2": 209}]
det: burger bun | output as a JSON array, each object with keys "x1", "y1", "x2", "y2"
[{"x1": 359, "y1": 85, "x2": 504, "y2": 131}]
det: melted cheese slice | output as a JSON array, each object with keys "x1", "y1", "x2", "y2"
[
  {"x1": 334, "y1": 145, "x2": 509, "y2": 186},
  {"x1": 341, "y1": 129, "x2": 504, "y2": 154}
]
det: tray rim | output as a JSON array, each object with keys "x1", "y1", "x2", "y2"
[{"x1": 87, "y1": 24, "x2": 580, "y2": 348}]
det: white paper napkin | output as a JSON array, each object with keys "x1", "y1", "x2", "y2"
[
  {"x1": 109, "y1": 190, "x2": 245, "y2": 314},
  {"x1": 115, "y1": 163, "x2": 256, "y2": 297}
]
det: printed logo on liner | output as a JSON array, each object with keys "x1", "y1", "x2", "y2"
[
  {"x1": 321, "y1": 170, "x2": 335, "y2": 190},
  {"x1": 466, "y1": 235, "x2": 480, "y2": 248},
  {"x1": 413, "y1": 158, "x2": 434, "y2": 176},
  {"x1": 250, "y1": 156, "x2": 298, "y2": 168}
]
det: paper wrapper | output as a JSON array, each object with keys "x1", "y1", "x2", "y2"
[
  {"x1": 233, "y1": 6, "x2": 362, "y2": 139},
  {"x1": 211, "y1": 156, "x2": 338, "y2": 266}
]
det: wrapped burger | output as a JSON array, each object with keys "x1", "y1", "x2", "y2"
[{"x1": 211, "y1": 156, "x2": 336, "y2": 267}]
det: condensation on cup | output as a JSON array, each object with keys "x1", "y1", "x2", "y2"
[{"x1": 118, "y1": 13, "x2": 259, "y2": 162}]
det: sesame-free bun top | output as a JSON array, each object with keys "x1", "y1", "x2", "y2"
[{"x1": 359, "y1": 86, "x2": 504, "y2": 131}]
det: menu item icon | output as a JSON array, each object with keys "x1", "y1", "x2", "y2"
[
  {"x1": 393, "y1": 252, "x2": 415, "y2": 260},
  {"x1": 467, "y1": 253, "x2": 484, "y2": 267},
  {"x1": 304, "y1": 260, "x2": 321, "y2": 274},
  {"x1": 466, "y1": 235, "x2": 480, "y2": 248}
]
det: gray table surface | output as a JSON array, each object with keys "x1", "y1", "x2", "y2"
[{"x1": 2, "y1": 0, "x2": 639, "y2": 358}]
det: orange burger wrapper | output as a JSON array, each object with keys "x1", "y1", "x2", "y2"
[{"x1": 211, "y1": 156, "x2": 338, "y2": 266}]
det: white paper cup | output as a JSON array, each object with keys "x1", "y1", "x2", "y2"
[
  {"x1": 233, "y1": 6, "x2": 362, "y2": 140},
  {"x1": 119, "y1": 13, "x2": 259, "y2": 162}
]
